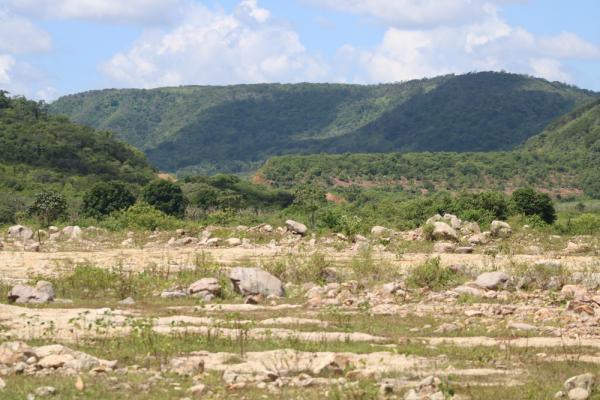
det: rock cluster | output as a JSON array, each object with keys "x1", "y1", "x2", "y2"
[{"x1": 7, "y1": 281, "x2": 55, "y2": 304}]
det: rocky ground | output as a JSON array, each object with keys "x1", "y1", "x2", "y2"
[{"x1": 0, "y1": 216, "x2": 599, "y2": 399}]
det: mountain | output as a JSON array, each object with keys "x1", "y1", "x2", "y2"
[
  {"x1": 0, "y1": 91, "x2": 156, "y2": 220},
  {"x1": 258, "y1": 99, "x2": 600, "y2": 198},
  {"x1": 49, "y1": 72, "x2": 597, "y2": 174}
]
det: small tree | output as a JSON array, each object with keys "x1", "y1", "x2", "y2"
[
  {"x1": 142, "y1": 180, "x2": 187, "y2": 217},
  {"x1": 510, "y1": 188, "x2": 556, "y2": 224},
  {"x1": 82, "y1": 181, "x2": 136, "y2": 218},
  {"x1": 29, "y1": 190, "x2": 67, "y2": 227},
  {"x1": 293, "y1": 183, "x2": 327, "y2": 229}
]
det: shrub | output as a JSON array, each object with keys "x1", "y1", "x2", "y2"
[
  {"x1": 143, "y1": 180, "x2": 187, "y2": 217},
  {"x1": 567, "y1": 213, "x2": 600, "y2": 235},
  {"x1": 422, "y1": 223, "x2": 435, "y2": 241},
  {"x1": 510, "y1": 188, "x2": 556, "y2": 224},
  {"x1": 82, "y1": 181, "x2": 136, "y2": 218},
  {"x1": 102, "y1": 203, "x2": 181, "y2": 231},
  {"x1": 406, "y1": 257, "x2": 464, "y2": 291}
]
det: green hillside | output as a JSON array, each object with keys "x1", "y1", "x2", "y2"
[
  {"x1": 49, "y1": 72, "x2": 597, "y2": 174},
  {"x1": 0, "y1": 91, "x2": 156, "y2": 220},
  {"x1": 258, "y1": 99, "x2": 600, "y2": 198}
]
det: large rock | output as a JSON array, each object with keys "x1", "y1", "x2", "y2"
[
  {"x1": 468, "y1": 232, "x2": 491, "y2": 245},
  {"x1": 442, "y1": 213, "x2": 462, "y2": 229},
  {"x1": 431, "y1": 222, "x2": 458, "y2": 241},
  {"x1": 229, "y1": 267, "x2": 284, "y2": 297},
  {"x1": 62, "y1": 226, "x2": 83, "y2": 241},
  {"x1": 433, "y1": 242, "x2": 456, "y2": 253},
  {"x1": 371, "y1": 226, "x2": 391, "y2": 237},
  {"x1": 285, "y1": 220, "x2": 307, "y2": 235},
  {"x1": 555, "y1": 373, "x2": 595, "y2": 400},
  {"x1": 474, "y1": 272, "x2": 510, "y2": 290},
  {"x1": 7, "y1": 281, "x2": 55, "y2": 304},
  {"x1": 490, "y1": 220, "x2": 512, "y2": 238},
  {"x1": 7, "y1": 225, "x2": 33, "y2": 241},
  {"x1": 188, "y1": 278, "x2": 221, "y2": 300}
]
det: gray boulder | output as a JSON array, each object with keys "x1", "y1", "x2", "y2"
[
  {"x1": 8, "y1": 281, "x2": 55, "y2": 304},
  {"x1": 62, "y1": 226, "x2": 83, "y2": 241},
  {"x1": 490, "y1": 220, "x2": 512, "y2": 238},
  {"x1": 474, "y1": 271, "x2": 510, "y2": 290},
  {"x1": 188, "y1": 278, "x2": 221, "y2": 300},
  {"x1": 8, "y1": 225, "x2": 33, "y2": 241},
  {"x1": 285, "y1": 220, "x2": 307, "y2": 235},
  {"x1": 229, "y1": 267, "x2": 284, "y2": 297},
  {"x1": 431, "y1": 222, "x2": 458, "y2": 241}
]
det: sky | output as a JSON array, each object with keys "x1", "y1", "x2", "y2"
[{"x1": 1, "y1": 0, "x2": 599, "y2": 100}]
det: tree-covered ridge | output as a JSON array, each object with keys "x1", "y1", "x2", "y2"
[
  {"x1": 49, "y1": 72, "x2": 597, "y2": 174},
  {"x1": 0, "y1": 91, "x2": 155, "y2": 183},
  {"x1": 258, "y1": 99, "x2": 600, "y2": 198}
]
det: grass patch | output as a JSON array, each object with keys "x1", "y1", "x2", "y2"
[{"x1": 406, "y1": 257, "x2": 467, "y2": 291}]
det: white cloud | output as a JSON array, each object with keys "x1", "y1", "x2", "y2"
[
  {"x1": 330, "y1": 4, "x2": 599, "y2": 84},
  {"x1": 102, "y1": 1, "x2": 328, "y2": 87},
  {"x1": 0, "y1": 9, "x2": 51, "y2": 53},
  {"x1": 6, "y1": 0, "x2": 188, "y2": 24},
  {"x1": 0, "y1": 54, "x2": 16, "y2": 84}
]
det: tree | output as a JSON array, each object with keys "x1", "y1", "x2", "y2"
[
  {"x1": 142, "y1": 180, "x2": 187, "y2": 217},
  {"x1": 510, "y1": 188, "x2": 556, "y2": 224},
  {"x1": 82, "y1": 181, "x2": 136, "y2": 218},
  {"x1": 293, "y1": 183, "x2": 327, "y2": 229},
  {"x1": 28, "y1": 190, "x2": 67, "y2": 227}
]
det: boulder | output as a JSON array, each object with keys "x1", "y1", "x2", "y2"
[
  {"x1": 474, "y1": 271, "x2": 510, "y2": 290},
  {"x1": 7, "y1": 225, "x2": 33, "y2": 241},
  {"x1": 425, "y1": 214, "x2": 443, "y2": 225},
  {"x1": 8, "y1": 281, "x2": 55, "y2": 304},
  {"x1": 455, "y1": 246, "x2": 474, "y2": 254},
  {"x1": 555, "y1": 373, "x2": 596, "y2": 400},
  {"x1": 229, "y1": 267, "x2": 284, "y2": 297},
  {"x1": 225, "y1": 237, "x2": 242, "y2": 247},
  {"x1": 433, "y1": 242, "x2": 456, "y2": 253},
  {"x1": 286, "y1": 220, "x2": 308, "y2": 235},
  {"x1": 188, "y1": 278, "x2": 221, "y2": 299},
  {"x1": 62, "y1": 226, "x2": 83, "y2": 241},
  {"x1": 442, "y1": 213, "x2": 462, "y2": 229},
  {"x1": 490, "y1": 220, "x2": 512, "y2": 238},
  {"x1": 431, "y1": 222, "x2": 458, "y2": 241},
  {"x1": 371, "y1": 226, "x2": 390, "y2": 237},
  {"x1": 460, "y1": 222, "x2": 481, "y2": 235},
  {"x1": 160, "y1": 290, "x2": 187, "y2": 299},
  {"x1": 468, "y1": 232, "x2": 491, "y2": 245}
]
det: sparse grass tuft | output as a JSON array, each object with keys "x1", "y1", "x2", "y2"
[{"x1": 406, "y1": 257, "x2": 466, "y2": 291}]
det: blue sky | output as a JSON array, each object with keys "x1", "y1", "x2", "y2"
[{"x1": 1, "y1": 0, "x2": 599, "y2": 100}]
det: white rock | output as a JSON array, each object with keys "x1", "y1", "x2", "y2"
[
  {"x1": 490, "y1": 220, "x2": 512, "y2": 238},
  {"x1": 229, "y1": 267, "x2": 284, "y2": 297},
  {"x1": 475, "y1": 271, "x2": 510, "y2": 290},
  {"x1": 8, "y1": 225, "x2": 33, "y2": 241},
  {"x1": 286, "y1": 220, "x2": 308, "y2": 235},
  {"x1": 431, "y1": 222, "x2": 458, "y2": 241}
]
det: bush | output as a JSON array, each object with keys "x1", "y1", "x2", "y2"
[
  {"x1": 406, "y1": 257, "x2": 464, "y2": 291},
  {"x1": 422, "y1": 223, "x2": 435, "y2": 241},
  {"x1": 143, "y1": 180, "x2": 187, "y2": 217},
  {"x1": 566, "y1": 213, "x2": 600, "y2": 235},
  {"x1": 102, "y1": 203, "x2": 182, "y2": 231},
  {"x1": 82, "y1": 181, "x2": 136, "y2": 218},
  {"x1": 510, "y1": 188, "x2": 556, "y2": 224}
]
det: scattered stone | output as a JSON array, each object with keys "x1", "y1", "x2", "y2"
[
  {"x1": 371, "y1": 226, "x2": 390, "y2": 237},
  {"x1": 229, "y1": 268, "x2": 284, "y2": 297},
  {"x1": 188, "y1": 278, "x2": 221, "y2": 300},
  {"x1": 34, "y1": 386, "x2": 56, "y2": 397},
  {"x1": 188, "y1": 383, "x2": 206, "y2": 397},
  {"x1": 8, "y1": 225, "x2": 33, "y2": 241},
  {"x1": 62, "y1": 226, "x2": 83, "y2": 241},
  {"x1": 433, "y1": 242, "x2": 456, "y2": 253},
  {"x1": 468, "y1": 232, "x2": 491, "y2": 245},
  {"x1": 160, "y1": 290, "x2": 187, "y2": 299},
  {"x1": 474, "y1": 271, "x2": 510, "y2": 290},
  {"x1": 556, "y1": 373, "x2": 595, "y2": 400},
  {"x1": 75, "y1": 376, "x2": 85, "y2": 391},
  {"x1": 24, "y1": 242, "x2": 41, "y2": 252},
  {"x1": 226, "y1": 237, "x2": 242, "y2": 247},
  {"x1": 564, "y1": 242, "x2": 591, "y2": 255},
  {"x1": 286, "y1": 220, "x2": 307, "y2": 235},
  {"x1": 8, "y1": 281, "x2": 55, "y2": 304},
  {"x1": 431, "y1": 222, "x2": 458, "y2": 241},
  {"x1": 455, "y1": 246, "x2": 474, "y2": 254},
  {"x1": 490, "y1": 220, "x2": 512, "y2": 238},
  {"x1": 118, "y1": 297, "x2": 135, "y2": 306},
  {"x1": 508, "y1": 322, "x2": 536, "y2": 331}
]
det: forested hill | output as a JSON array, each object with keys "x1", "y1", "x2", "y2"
[
  {"x1": 49, "y1": 72, "x2": 597, "y2": 174},
  {"x1": 258, "y1": 99, "x2": 600, "y2": 198},
  {"x1": 0, "y1": 91, "x2": 156, "y2": 204}
]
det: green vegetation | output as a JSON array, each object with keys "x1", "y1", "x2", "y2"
[
  {"x1": 142, "y1": 180, "x2": 187, "y2": 217},
  {"x1": 406, "y1": 257, "x2": 466, "y2": 291},
  {"x1": 510, "y1": 188, "x2": 556, "y2": 224},
  {"x1": 49, "y1": 72, "x2": 597, "y2": 174},
  {"x1": 28, "y1": 190, "x2": 67, "y2": 227},
  {"x1": 82, "y1": 181, "x2": 136, "y2": 218},
  {"x1": 0, "y1": 91, "x2": 155, "y2": 223}
]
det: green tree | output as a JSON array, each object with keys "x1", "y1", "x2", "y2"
[
  {"x1": 28, "y1": 190, "x2": 67, "y2": 227},
  {"x1": 293, "y1": 183, "x2": 327, "y2": 229},
  {"x1": 82, "y1": 181, "x2": 136, "y2": 218},
  {"x1": 510, "y1": 188, "x2": 556, "y2": 224},
  {"x1": 142, "y1": 180, "x2": 187, "y2": 217}
]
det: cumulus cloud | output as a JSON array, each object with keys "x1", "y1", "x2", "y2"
[
  {"x1": 6, "y1": 0, "x2": 188, "y2": 25},
  {"x1": 0, "y1": 9, "x2": 51, "y2": 53},
  {"x1": 327, "y1": 2, "x2": 599, "y2": 84},
  {"x1": 101, "y1": 1, "x2": 328, "y2": 87}
]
